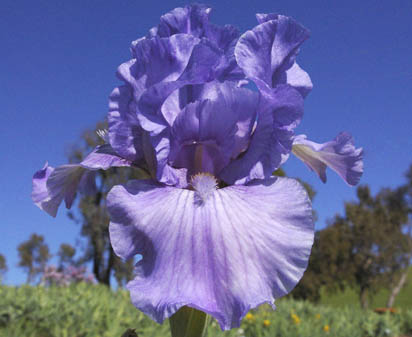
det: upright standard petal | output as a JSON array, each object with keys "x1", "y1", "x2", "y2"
[
  {"x1": 149, "y1": 4, "x2": 211, "y2": 38},
  {"x1": 292, "y1": 132, "x2": 363, "y2": 186},
  {"x1": 220, "y1": 85, "x2": 303, "y2": 185},
  {"x1": 235, "y1": 15, "x2": 312, "y2": 96},
  {"x1": 108, "y1": 85, "x2": 147, "y2": 163},
  {"x1": 137, "y1": 38, "x2": 228, "y2": 120},
  {"x1": 108, "y1": 177, "x2": 314, "y2": 330},
  {"x1": 118, "y1": 34, "x2": 198, "y2": 98},
  {"x1": 148, "y1": 3, "x2": 240, "y2": 66},
  {"x1": 168, "y1": 82, "x2": 258, "y2": 177}
]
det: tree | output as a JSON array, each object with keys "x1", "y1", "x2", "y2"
[
  {"x1": 18, "y1": 234, "x2": 51, "y2": 283},
  {"x1": 68, "y1": 121, "x2": 144, "y2": 286},
  {"x1": 113, "y1": 257, "x2": 135, "y2": 287},
  {"x1": 0, "y1": 254, "x2": 7, "y2": 280},
  {"x1": 300, "y1": 185, "x2": 410, "y2": 309},
  {"x1": 57, "y1": 243, "x2": 76, "y2": 270},
  {"x1": 385, "y1": 164, "x2": 412, "y2": 307}
]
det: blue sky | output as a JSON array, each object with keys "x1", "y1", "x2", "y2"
[{"x1": 1, "y1": 0, "x2": 412, "y2": 285}]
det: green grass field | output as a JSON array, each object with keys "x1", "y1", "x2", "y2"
[
  {"x1": 319, "y1": 268, "x2": 412, "y2": 309},
  {"x1": 1, "y1": 283, "x2": 412, "y2": 337}
]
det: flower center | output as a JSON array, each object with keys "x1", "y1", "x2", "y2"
[{"x1": 191, "y1": 173, "x2": 217, "y2": 203}]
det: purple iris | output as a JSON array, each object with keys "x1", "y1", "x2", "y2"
[{"x1": 32, "y1": 4, "x2": 363, "y2": 330}]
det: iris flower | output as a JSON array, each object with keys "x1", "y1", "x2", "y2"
[{"x1": 32, "y1": 4, "x2": 363, "y2": 330}]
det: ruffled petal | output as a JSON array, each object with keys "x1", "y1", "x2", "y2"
[
  {"x1": 235, "y1": 15, "x2": 311, "y2": 96},
  {"x1": 169, "y1": 100, "x2": 235, "y2": 175},
  {"x1": 107, "y1": 177, "x2": 313, "y2": 330},
  {"x1": 149, "y1": 4, "x2": 211, "y2": 38},
  {"x1": 141, "y1": 81, "x2": 258, "y2": 185},
  {"x1": 292, "y1": 132, "x2": 363, "y2": 186},
  {"x1": 108, "y1": 85, "x2": 146, "y2": 163},
  {"x1": 118, "y1": 34, "x2": 198, "y2": 97},
  {"x1": 168, "y1": 82, "x2": 258, "y2": 176},
  {"x1": 137, "y1": 38, "x2": 227, "y2": 121},
  {"x1": 149, "y1": 130, "x2": 188, "y2": 187},
  {"x1": 80, "y1": 144, "x2": 132, "y2": 170},
  {"x1": 148, "y1": 3, "x2": 241, "y2": 70},
  {"x1": 255, "y1": 13, "x2": 280, "y2": 24},
  {"x1": 205, "y1": 23, "x2": 242, "y2": 81},
  {"x1": 220, "y1": 85, "x2": 303, "y2": 184}
]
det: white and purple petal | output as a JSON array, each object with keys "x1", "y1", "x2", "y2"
[
  {"x1": 108, "y1": 177, "x2": 314, "y2": 330},
  {"x1": 292, "y1": 132, "x2": 363, "y2": 186}
]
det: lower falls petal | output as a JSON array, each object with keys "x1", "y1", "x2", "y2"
[{"x1": 107, "y1": 177, "x2": 314, "y2": 330}]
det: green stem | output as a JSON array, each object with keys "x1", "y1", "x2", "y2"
[{"x1": 169, "y1": 306, "x2": 209, "y2": 337}]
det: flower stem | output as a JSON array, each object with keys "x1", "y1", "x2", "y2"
[{"x1": 169, "y1": 306, "x2": 209, "y2": 337}]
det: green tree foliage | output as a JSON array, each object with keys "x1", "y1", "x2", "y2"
[
  {"x1": 385, "y1": 164, "x2": 412, "y2": 307},
  {"x1": 0, "y1": 254, "x2": 7, "y2": 280},
  {"x1": 68, "y1": 121, "x2": 143, "y2": 286},
  {"x1": 57, "y1": 243, "x2": 76, "y2": 270},
  {"x1": 17, "y1": 234, "x2": 51, "y2": 284},
  {"x1": 294, "y1": 185, "x2": 410, "y2": 308}
]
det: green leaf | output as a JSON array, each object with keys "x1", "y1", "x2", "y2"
[{"x1": 169, "y1": 306, "x2": 209, "y2": 337}]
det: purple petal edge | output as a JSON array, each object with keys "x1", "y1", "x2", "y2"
[
  {"x1": 32, "y1": 143, "x2": 132, "y2": 217},
  {"x1": 292, "y1": 132, "x2": 363, "y2": 186}
]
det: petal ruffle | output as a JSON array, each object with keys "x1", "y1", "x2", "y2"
[
  {"x1": 148, "y1": 4, "x2": 240, "y2": 65},
  {"x1": 118, "y1": 34, "x2": 198, "y2": 98},
  {"x1": 149, "y1": 4, "x2": 211, "y2": 38},
  {"x1": 235, "y1": 15, "x2": 312, "y2": 96},
  {"x1": 292, "y1": 132, "x2": 363, "y2": 186},
  {"x1": 168, "y1": 82, "x2": 258, "y2": 176},
  {"x1": 107, "y1": 177, "x2": 313, "y2": 330},
  {"x1": 108, "y1": 85, "x2": 146, "y2": 163},
  {"x1": 137, "y1": 38, "x2": 227, "y2": 120},
  {"x1": 220, "y1": 85, "x2": 303, "y2": 184},
  {"x1": 169, "y1": 100, "x2": 237, "y2": 175},
  {"x1": 81, "y1": 144, "x2": 132, "y2": 170}
]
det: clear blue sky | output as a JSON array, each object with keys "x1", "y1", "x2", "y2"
[{"x1": 1, "y1": 0, "x2": 412, "y2": 285}]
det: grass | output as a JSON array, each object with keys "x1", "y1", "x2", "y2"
[
  {"x1": 319, "y1": 268, "x2": 412, "y2": 309},
  {"x1": 1, "y1": 283, "x2": 412, "y2": 337}
]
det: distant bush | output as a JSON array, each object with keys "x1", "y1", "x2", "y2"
[
  {"x1": 0, "y1": 284, "x2": 411, "y2": 337},
  {"x1": 41, "y1": 265, "x2": 95, "y2": 286}
]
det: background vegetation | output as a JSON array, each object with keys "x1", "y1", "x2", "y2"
[{"x1": 1, "y1": 283, "x2": 412, "y2": 337}]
